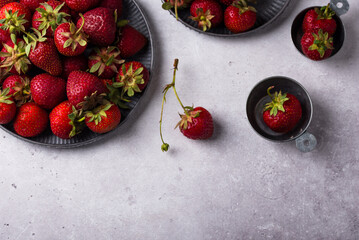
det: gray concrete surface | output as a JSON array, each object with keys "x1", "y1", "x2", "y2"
[{"x1": 1, "y1": 0, "x2": 359, "y2": 239}]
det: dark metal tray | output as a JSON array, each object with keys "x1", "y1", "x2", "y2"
[
  {"x1": 162, "y1": 0, "x2": 291, "y2": 37},
  {"x1": 0, "y1": 0, "x2": 155, "y2": 148}
]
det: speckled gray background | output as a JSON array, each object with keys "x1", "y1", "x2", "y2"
[{"x1": 1, "y1": 0, "x2": 358, "y2": 239}]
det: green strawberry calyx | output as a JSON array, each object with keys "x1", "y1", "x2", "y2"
[
  {"x1": 190, "y1": 8, "x2": 214, "y2": 32},
  {"x1": 77, "y1": 91, "x2": 108, "y2": 112},
  {"x1": 0, "y1": 40, "x2": 31, "y2": 74},
  {"x1": 0, "y1": 88, "x2": 14, "y2": 105},
  {"x1": 60, "y1": 14, "x2": 88, "y2": 51},
  {"x1": 232, "y1": 0, "x2": 257, "y2": 14},
  {"x1": 35, "y1": 2, "x2": 70, "y2": 33},
  {"x1": 162, "y1": 0, "x2": 193, "y2": 20},
  {"x1": 263, "y1": 86, "x2": 289, "y2": 116},
  {"x1": 68, "y1": 105, "x2": 85, "y2": 138},
  {"x1": 11, "y1": 76, "x2": 32, "y2": 107},
  {"x1": 308, "y1": 29, "x2": 334, "y2": 58},
  {"x1": 175, "y1": 107, "x2": 201, "y2": 130},
  {"x1": 315, "y1": 4, "x2": 336, "y2": 20},
  {"x1": 113, "y1": 63, "x2": 145, "y2": 97},
  {"x1": 23, "y1": 28, "x2": 47, "y2": 55},
  {"x1": 89, "y1": 46, "x2": 124, "y2": 77},
  {"x1": 0, "y1": 10, "x2": 28, "y2": 36},
  {"x1": 85, "y1": 102, "x2": 113, "y2": 126}
]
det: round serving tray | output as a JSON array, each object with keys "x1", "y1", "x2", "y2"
[
  {"x1": 0, "y1": 0, "x2": 155, "y2": 148},
  {"x1": 162, "y1": 0, "x2": 291, "y2": 37}
]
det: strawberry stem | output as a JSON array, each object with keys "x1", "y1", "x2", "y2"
[
  {"x1": 175, "y1": 0, "x2": 179, "y2": 20},
  {"x1": 267, "y1": 86, "x2": 274, "y2": 99},
  {"x1": 76, "y1": 14, "x2": 85, "y2": 35}
]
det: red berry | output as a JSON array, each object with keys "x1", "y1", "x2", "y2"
[
  {"x1": 303, "y1": 5, "x2": 337, "y2": 36},
  {"x1": 50, "y1": 100, "x2": 80, "y2": 139},
  {"x1": 62, "y1": 55, "x2": 88, "y2": 79},
  {"x1": 190, "y1": 0, "x2": 223, "y2": 31},
  {"x1": 224, "y1": 1, "x2": 257, "y2": 33},
  {"x1": 85, "y1": 102, "x2": 121, "y2": 134},
  {"x1": 117, "y1": 25, "x2": 147, "y2": 59},
  {"x1": 301, "y1": 30, "x2": 333, "y2": 61},
  {"x1": 0, "y1": 87, "x2": 16, "y2": 124}
]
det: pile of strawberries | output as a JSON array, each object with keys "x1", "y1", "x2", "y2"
[
  {"x1": 0, "y1": 0, "x2": 149, "y2": 139},
  {"x1": 300, "y1": 4, "x2": 337, "y2": 61},
  {"x1": 162, "y1": 0, "x2": 257, "y2": 33}
]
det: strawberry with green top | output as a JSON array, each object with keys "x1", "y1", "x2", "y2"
[
  {"x1": 32, "y1": 0, "x2": 71, "y2": 37},
  {"x1": 85, "y1": 101, "x2": 121, "y2": 134},
  {"x1": 0, "y1": 87, "x2": 16, "y2": 124},
  {"x1": 262, "y1": 86, "x2": 302, "y2": 133},
  {"x1": 190, "y1": 0, "x2": 223, "y2": 31},
  {"x1": 0, "y1": 38, "x2": 31, "y2": 74},
  {"x1": 88, "y1": 46, "x2": 124, "y2": 79},
  {"x1": 301, "y1": 29, "x2": 333, "y2": 61},
  {"x1": 303, "y1": 4, "x2": 337, "y2": 36},
  {"x1": 0, "y1": 2, "x2": 32, "y2": 34},
  {"x1": 162, "y1": 0, "x2": 193, "y2": 20},
  {"x1": 2, "y1": 74, "x2": 31, "y2": 106},
  {"x1": 160, "y1": 59, "x2": 214, "y2": 152},
  {"x1": 224, "y1": 0, "x2": 257, "y2": 33}
]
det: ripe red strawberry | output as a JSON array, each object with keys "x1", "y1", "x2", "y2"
[
  {"x1": 162, "y1": 0, "x2": 193, "y2": 19},
  {"x1": 0, "y1": 87, "x2": 16, "y2": 124},
  {"x1": 0, "y1": 28, "x2": 10, "y2": 46},
  {"x1": 76, "y1": 7, "x2": 116, "y2": 46},
  {"x1": 224, "y1": 0, "x2": 257, "y2": 33},
  {"x1": 100, "y1": 0, "x2": 123, "y2": 16},
  {"x1": 263, "y1": 86, "x2": 302, "y2": 133},
  {"x1": 66, "y1": 71, "x2": 108, "y2": 109},
  {"x1": 50, "y1": 100, "x2": 83, "y2": 139},
  {"x1": 2, "y1": 75, "x2": 31, "y2": 106},
  {"x1": 303, "y1": 4, "x2": 337, "y2": 36},
  {"x1": 85, "y1": 101, "x2": 121, "y2": 133},
  {"x1": 0, "y1": 2, "x2": 32, "y2": 33},
  {"x1": 160, "y1": 59, "x2": 214, "y2": 152},
  {"x1": 0, "y1": 38, "x2": 31, "y2": 74},
  {"x1": 54, "y1": 18, "x2": 88, "y2": 56},
  {"x1": 20, "y1": 0, "x2": 46, "y2": 12},
  {"x1": 301, "y1": 29, "x2": 333, "y2": 61},
  {"x1": 30, "y1": 73, "x2": 66, "y2": 109},
  {"x1": 13, "y1": 102, "x2": 49, "y2": 137},
  {"x1": 102, "y1": 78, "x2": 113, "y2": 87},
  {"x1": 115, "y1": 61, "x2": 149, "y2": 97},
  {"x1": 65, "y1": 0, "x2": 100, "y2": 13},
  {"x1": 190, "y1": 0, "x2": 223, "y2": 31},
  {"x1": 0, "y1": 0, "x2": 13, "y2": 9},
  {"x1": 32, "y1": 1, "x2": 71, "y2": 37},
  {"x1": 62, "y1": 55, "x2": 88, "y2": 79},
  {"x1": 117, "y1": 24, "x2": 147, "y2": 59},
  {"x1": 24, "y1": 30, "x2": 63, "y2": 76},
  {"x1": 88, "y1": 46, "x2": 124, "y2": 79}
]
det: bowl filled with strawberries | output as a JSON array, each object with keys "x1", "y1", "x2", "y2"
[
  {"x1": 246, "y1": 76, "x2": 317, "y2": 153},
  {"x1": 291, "y1": 0, "x2": 349, "y2": 61},
  {"x1": 0, "y1": 0, "x2": 154, "y2": 148},
  {"x1": 161, "y1": 0, "x2": 291, "y2": 37}
]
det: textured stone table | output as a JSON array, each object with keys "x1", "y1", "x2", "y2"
[{"x1": 1, "y1": 0, "x2": 358, "y2": 239}]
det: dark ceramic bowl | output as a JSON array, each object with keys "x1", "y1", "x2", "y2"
[
  {"x1": 162, "y1": 0, "x2": 291, "y2": 37},
  {"x1": 246, "y1": 76, "x2": 317, "y2": 152},
  {"x1": 291, "y1": 0, "x2": 349, "y2": 59},
  {"x1": 0, "y1": 0, "x2": 155, "y2": 148}
]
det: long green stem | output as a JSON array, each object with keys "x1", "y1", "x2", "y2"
[
  {"x1": 160, "y1": 86, "x2": 170, "y2": 152},
  {"x1": 175, "y1": 0, "x2": 179, "y2": 20}
]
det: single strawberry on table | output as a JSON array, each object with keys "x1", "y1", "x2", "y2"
[
  {"x1": 301, "y1": 29, "x2": 333, "y2": 61},
  {"x1": 50, "y1": 100, "x2": 84, "y2": 139},
  {"x1": 224, "y1": 0, "x2": 257, "y2": 33},
  {"x1": 13, "y1": 102, "x2": 49, "y2": 137},
  {"x1": 190, "y1": 0, "x2": 223, "y2": 31},
  {"x1": 262, "y1": 86, "x2": 302, "y2": 133},
  {"x1": 159, "y1": 59, "x2": 214, "y2": 152},
  {"x1": 117, "y1": 23, "x2": 147, "y2": 59},
  {"x1": 0, "y1": 87, "x2": 16, "y2": 124},
  {"x1": 302, "y1": 4, "x2": 337, "y2": 36}
]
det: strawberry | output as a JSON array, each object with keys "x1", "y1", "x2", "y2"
[
  {"x1": 162, "y1": 0, "x2": 193, "y2": 19},
  {"x1": 224, "y1": 0, "x2": 257, "y2": 33},
  {"x1": 24, "y1": 29, "x2": 63, "y2": 76},
  {"x1": 160, "y1": 59, "x2": 214, "y2": 152},
  {"x1": 0, "y1": 87, "x2": 16, "y2": 124},
  {"x1": 102, "y1": 78, "x2": 113, "y2": 87},
  {"x1": 54, "y1": 16, "x2": 88, "y2": 56},
  {"x1": 301, "y1": 29, "x2": 333, "y2": 61},
  {"x1": 100, "y1": 0, "x2": 123, "y2": 17},
  {"x1": 76, "y1": 7, "x2": 116, "y2": 46},
  {"x1": 2, "y1": 74, "x2": 31, "y2": 106},
  {"x1": 13, "y1": 102, "x2": 49, "y2": 137},
  {"x1": 219, "y1": 0, "x2": 235, "y2": 5},
  {"x1": 0, "y1": 38, "x2": 31, "y2": 74},
  {"x1": 190, "y1": 0, "x2": 223, "y2": 31},
  {"x1": 0, "y1": 27, "x2": 10, "y2": 46},
  {"x1": 66, "y1": 70, "x2": 108, "y2": 109},
  {"x1": 30, "y1": 73, "x2": 66, "y2": 109},
  {"x1": 262, "y1": 86, "x2": 302, "y2": 133},
  {"x1": 88, "y1": 46, "x2": 124, "y2": 79},
  {"x1": 49, "y1": 100, "x2": 83, "y2": 139},
  {"x1": 85, "y1": 101, "x2": 121, "y2": 133},
  {"x1": 20, "y1": 0, "x2": 46, "y2": 12},
  {"x1": 114, "y1": 61, "x2": 149, "y2": 97},
  {"x1": 117, "y1": 24, "x2": 147, "y2": 59},
  {"x1": 32, "y1": 0, "x2": 71, "y2": 37},
  {"x1": 61, "y1": 55, "x2": 88, "y2": 79},
  {"x1": 0, "y1": 0, "x2": 14, "y2": 9},
  {"x1": 0, "y1": 2, "x2": 32, "y2": 33},
  {"x1": 303, "y1": 4, "x2": 337, "y2": 36},
  {"x1": 65, "y1": 0, "x2": 100, "y2": 13}
]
